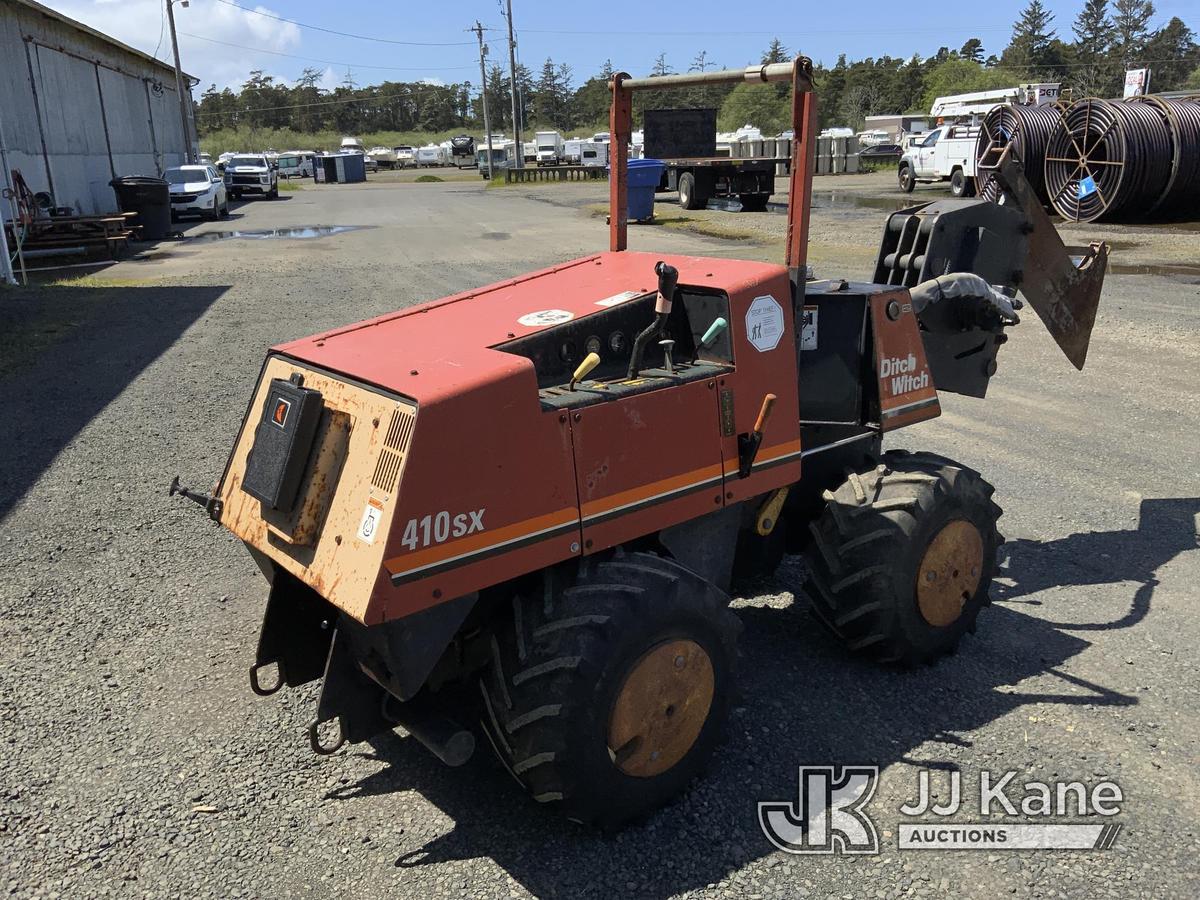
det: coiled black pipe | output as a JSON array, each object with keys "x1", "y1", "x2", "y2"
[
  {"x1": 975, "y1": 103, "x2": 1061, "y2": 204},
  {"x1": 1044, "y1": 97, "x2": 1174, "y2": 222},
  {"x1": 1126, "y1": 96, "x2": 1200, "y2": 215}
]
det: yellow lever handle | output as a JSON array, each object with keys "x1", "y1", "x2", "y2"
[{"x1": 570, "y1": 352, "x2": 601, "y2": 390}]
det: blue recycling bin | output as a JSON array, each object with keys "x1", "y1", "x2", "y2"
[{"x1": 626, "y1": 158, "x2": 665, "y2": 221}]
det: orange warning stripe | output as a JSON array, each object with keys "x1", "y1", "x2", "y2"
[{"x1": 581, "y1": 462, "x2": 724, "y2": 520}]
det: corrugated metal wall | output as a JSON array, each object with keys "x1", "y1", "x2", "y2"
[{"x1": 0, "y1": 0, "x2": 193, "y2": 215}]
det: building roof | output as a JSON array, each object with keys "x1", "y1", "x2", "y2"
[{"x1": 10, "y1": 0, "x2": 194, "y2": 81}]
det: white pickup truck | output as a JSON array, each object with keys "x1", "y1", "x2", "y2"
[{"x1": 898, "y1": 125, "x2": 980, "y2": 197}]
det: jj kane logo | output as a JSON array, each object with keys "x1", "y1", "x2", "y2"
[
  {"x1": 758, "y1": 766, "x2": 880, "y2": 855},
  {"x1": 759, "y1": 767, "x2": 1125, "y2": 855}
]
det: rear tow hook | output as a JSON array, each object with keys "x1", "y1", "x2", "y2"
[{"x1": 169, "y1": 475, "x2": 223, "y2": 521}]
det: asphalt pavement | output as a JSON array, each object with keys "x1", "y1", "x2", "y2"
[{"x1": 1, "y1": 176, "x2": 1197, "y2": 898}]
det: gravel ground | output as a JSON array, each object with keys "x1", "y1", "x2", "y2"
[{"x1": 1, "y1": 178, "x2": 1197, "y2": 898}]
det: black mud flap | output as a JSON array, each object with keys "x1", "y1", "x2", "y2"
[{"x1": 249, "y1": 570, "x2": 336, "y2": 696}]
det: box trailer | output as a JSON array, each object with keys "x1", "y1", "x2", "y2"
[{"x1": 644, "y1": 108, "x2": 775, "y2": 210}]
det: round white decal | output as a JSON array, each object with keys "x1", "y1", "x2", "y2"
[
  {"x1": 517, "y1": 309, "x2": 574, "y2": 327},
  {"x1": 745, "y1": 295, "x2": 785, "y2": 352}
]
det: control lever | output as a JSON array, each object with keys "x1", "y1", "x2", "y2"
[
  {"x1": 737, "y1": 393, "x2": 777, "y2": 478},
  {"x1": 694, "y1": 317, "x2": 728, "y2": 361},
  {"x1": 627, "y1": 261, "x2": 678, "y2": 379},
  {"x1": 658, "y1": 339, "x2": 675, "y2": 373},
  {"x1": 569, "y1": 352, "x2": 601, "y2": 391}
]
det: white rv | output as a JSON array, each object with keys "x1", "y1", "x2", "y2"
[
  {"x1": 563, "y1": 139, "x2": 584, "y2": 165},
  {"x1": 416, "y1": 145, "x2": 447, "y2": 167},
  {"x1": 579, "y1": 141, "x2": 608, "y2": 168}
]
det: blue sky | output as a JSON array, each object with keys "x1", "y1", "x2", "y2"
[{"x1": 52, "y1": 0, "x2": 1195, "y2": 92}]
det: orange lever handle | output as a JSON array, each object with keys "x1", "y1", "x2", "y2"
[{"x1": 753, "y1": 393, "x2": 777, "y2": 434}]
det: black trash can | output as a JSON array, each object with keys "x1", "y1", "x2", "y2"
[{"x1": 110, "y1": 175, "x2": 171, "y2": 241}]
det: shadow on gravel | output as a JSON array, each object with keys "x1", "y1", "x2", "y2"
[
  {"x1": 996, "y1": 497, "x2": 1200, "y2": 631},
  {"x1": 326, "y1": 543, "x2": 1144, "y2": 898},
  {"x1": 0, "y1": 284, "x2": 226, "y2": 522}
]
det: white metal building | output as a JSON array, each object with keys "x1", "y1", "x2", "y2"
[{"x1": 0, "y1": 0, "x2": 196, "y2": 215}]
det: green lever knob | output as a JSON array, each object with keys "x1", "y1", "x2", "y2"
[{"x1": 700, "y1": 317, "x2": 728, "y2": 348}]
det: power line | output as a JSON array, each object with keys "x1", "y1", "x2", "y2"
[
  {"x1": 180, "y1": 32, "x2": 476, "y2": 72},
  {"x1": 208, "y1": 0, "x2": 474, "y2": 46},
  {"x1": 520, "y1": 25, "x2": 1017, "y2": 37}
]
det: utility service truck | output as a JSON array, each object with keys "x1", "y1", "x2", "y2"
[{"x1": 898, "y1": 125, "x2": 981, "y2": 197}]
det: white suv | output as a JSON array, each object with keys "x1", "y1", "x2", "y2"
[
  {"x1": 223, "y1": 154, "x2": 279, "y2": 200},
  {"x1": 166, "y1": 164, "x2": 229, "y2": 220}
]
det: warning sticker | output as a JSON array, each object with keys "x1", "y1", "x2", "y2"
[
  {"x1": 517, "y1": 309, "x2": 574, "y2": 327},
  {"x1": 595, "y1": 290, "x2": 641, "y2": 308},
  {"x1": 745, "y1": 295, "x2": 785, "y2": 352},
  {"x1": 800, "y1": 306, "x2": 819, "y2": 351},
  {"x1": 357, "y1": 502, "x2": 383, "y2": 545}
]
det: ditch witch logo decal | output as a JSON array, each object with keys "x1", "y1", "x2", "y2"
[{"x1": 759, "y1": 767, "x2": 1124, "y2": 855}]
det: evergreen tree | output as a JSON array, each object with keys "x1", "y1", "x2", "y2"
[
  {"x1": 959, "y1": 38, "x2": 985, "y2": 63},
  {"x1": 651, "y1": 53, "x2": 673, "y2": 77},
  {"x1": 1112, "y1": 0, "x2": 1155, "y2": 67},
  {"x1": 1005, "y1": 0, "x2": 1058, "y2": 74},
  {"x1": 1142, "y1": 17, "x2": 1199, "y2": 90},
  {"x1": 1073, "y1": 0, "x2": 1115, "y2": 96},
  {"x1": 762, "y1": 39, "x2": 789, "y2": 64}
]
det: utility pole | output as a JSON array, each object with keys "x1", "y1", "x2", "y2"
[
  {"x1": 471, "y1": 22, "x2": 495, "y2": 180},
  {"x1": 165, "y1": 0, "x2": 194, "y2": 163},
  {"x1": 503, "y1": 0, "x2": 523, "y2": 168}
]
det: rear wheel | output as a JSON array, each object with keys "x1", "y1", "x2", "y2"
[
  {"x1": 678, "y1": 172, "x2": 704, "y2": 210},
  {"x1": 898, "y1": 164, "x2": 916, "y2": 193},
  {"x1": 479, "y1": 552, "x2": 739, "y2": 829},
  {"x1": 950, "y1": 168, "x2": 974, "y2": 198},
  {"x1": 803, "y1": 450, "x2": 1002, "y2": 665}
]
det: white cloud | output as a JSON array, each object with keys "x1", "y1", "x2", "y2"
[{"x1": 50, "y1": 0, "x2": 302, "y2": 90}]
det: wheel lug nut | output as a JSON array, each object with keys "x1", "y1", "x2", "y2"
[
  {"x1": 925, "y1": 571, "x2": 936, "y2": 581},
  {"x1": 674, "y1": 655, "x2": 686, "y2": 668}
]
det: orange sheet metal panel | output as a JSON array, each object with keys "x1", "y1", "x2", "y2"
[
  {"x1": 378, "y1": 365, "x2": 582, "y2": 622},
  {"x1": 574, "y1": 379, "x2": 725, "y2": 554},
  {"x1": 718, "y1": 269, "x2": 803, "y2": 504},
  {"x1": 869, "y1": 289, "x2": 941, "y2": 430}
]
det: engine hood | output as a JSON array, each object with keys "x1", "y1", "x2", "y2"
[
  {"x1": 273, "y1": 251, "x2": 786, "y2": 407},
  {"x1": 170, "y1": 180, "x2": 212, "y2": 193}
]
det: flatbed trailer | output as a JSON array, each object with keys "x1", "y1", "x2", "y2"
[{"x1": 646, "y1": 109, "x2": 776, "y2": 211}]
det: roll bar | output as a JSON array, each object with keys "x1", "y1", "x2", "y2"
[{"x1": 608, "y1": 57, "x2": 817, "y2": 295}]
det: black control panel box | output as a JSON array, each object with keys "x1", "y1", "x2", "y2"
[{"x1": 242, "y1": 376, "x2": 324, "y2": 513}]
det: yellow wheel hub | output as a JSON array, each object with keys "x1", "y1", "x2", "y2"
[
  {"x1": 917, "y1": 519, "x2": 984, "y2": 627},
  {"x1": 607, "y1": 639, "x2": 714, "y2": 778}
]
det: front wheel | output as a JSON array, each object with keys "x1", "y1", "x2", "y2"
[
  {"x1": 898, "y1": 164, "x2": 916, "y2": 193},
  {"x1": 480, "y1": 552, "x2": 739, "y2": 829},
  {"x1": 803, "y1": 450, "x2": 1003, "y2": 665}
]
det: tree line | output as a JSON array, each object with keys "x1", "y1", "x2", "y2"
[{"x1": 194, "y1": 1, "x2": 1198, "y2": 139}]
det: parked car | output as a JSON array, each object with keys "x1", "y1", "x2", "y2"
[
  {"x1": 859, "y1": 143, "x2": 903, "y2": 161},
  {"x1": 223, "y1": 154, "x2": 279, "y2": 200},
  {"x1": 166, "y1": 164, "x2": 228, "y2": 220}
]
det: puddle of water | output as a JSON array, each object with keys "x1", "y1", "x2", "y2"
[
  {"x1": 187, "y1": 225, "x2": 363, "y2": 243},
  {"x1": 810, "y1": 192, "x2": 915, "y2": 212},
  {"x1": 1069, "y1": 253, "x2": 1200, "y2": 278},
  {"x1": 481, "y1": 232, "x2": 511, "y2": 240}
]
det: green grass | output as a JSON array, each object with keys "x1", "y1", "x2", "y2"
[
  {"x1": 277, "y1": 180, "x2": 303, "y2": 192},
  {"x1": 414, "y1": 174, "x2": 444, "y2": 183}
]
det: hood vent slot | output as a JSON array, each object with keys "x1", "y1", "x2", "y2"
[{"x1": 370, "y1": 406, "x2": 415, "y2": 493}]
